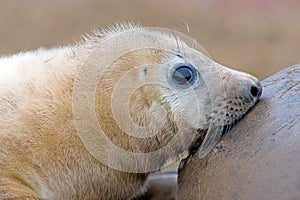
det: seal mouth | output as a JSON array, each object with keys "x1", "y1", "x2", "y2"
[
  {"x1": 187, "y1": 99, "x2": 260, "y2": 158},
  {"x1": 187, "y1": 129, "x2": 207, "y2": 157}
]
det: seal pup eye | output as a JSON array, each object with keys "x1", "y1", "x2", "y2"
[{"x1": 171, "y1": 63, "x2": 198, "y2": 86}]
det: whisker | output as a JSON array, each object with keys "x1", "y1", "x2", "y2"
[{"x1": 180, "y1": 19, "x2": 190, "y2": 35}]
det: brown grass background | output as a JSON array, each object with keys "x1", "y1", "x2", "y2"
[{"x1": 0, "y1": 0, "x2": 300, "y2": 79}]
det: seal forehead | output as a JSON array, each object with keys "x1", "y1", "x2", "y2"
[{"x1": 86, "y1": 23, "x2": 210, "y2": 61}]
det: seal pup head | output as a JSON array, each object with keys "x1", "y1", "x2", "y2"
[{"x1": 73, "y1": 24, "x2": 262, "y2": 172}]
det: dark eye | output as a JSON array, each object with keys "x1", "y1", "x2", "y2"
[{"x1": 172, "y1": 64, "x2": 197, "y2": 85}]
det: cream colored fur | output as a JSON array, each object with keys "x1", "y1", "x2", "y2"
[{"x1": 0, "y1": 24, "x2": 260, "y2": 199}]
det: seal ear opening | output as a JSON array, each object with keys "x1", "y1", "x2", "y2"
[{"x1": 138, "y1": 67, "x2": 148, "y2": 83}]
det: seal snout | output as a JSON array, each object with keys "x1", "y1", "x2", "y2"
[
  {"x1": 235, "y1": 72, "x2": 262, "y2": 103},
  {"x1": 209, "y1": 71, "x2": 263, "y2": 129}
]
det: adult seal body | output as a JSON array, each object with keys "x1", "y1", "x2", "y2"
[{"x1": 0, "y1": 24, "x2": 261, "y2": 199}]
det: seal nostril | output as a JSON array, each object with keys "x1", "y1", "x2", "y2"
[
  {"x1": 250, "y1": 82, "x2": 262, "y2": 98},
  {"x1": 251, "y1": 86, "x2": 259, "y2": 97}
]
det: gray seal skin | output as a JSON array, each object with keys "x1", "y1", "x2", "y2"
[{"x1": 0, "y1": 24, "x2": 261, "y2": 199}]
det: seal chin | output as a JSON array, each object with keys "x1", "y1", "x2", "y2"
[{"x1": 188, "y1": 123, "x2": 236, "y2": 158}]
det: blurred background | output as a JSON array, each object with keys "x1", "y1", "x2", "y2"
[{"x1": 0, "y1": 0, "x2": 299, "y2": 79}]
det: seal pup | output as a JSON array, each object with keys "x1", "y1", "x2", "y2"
[{"x1": 0, "y1": 24, "x2": 262, "y2": 199}]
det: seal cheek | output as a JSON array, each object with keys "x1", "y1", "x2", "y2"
[{"x1": 149, "y1": 102, "x2": 169, "y2": 129}]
